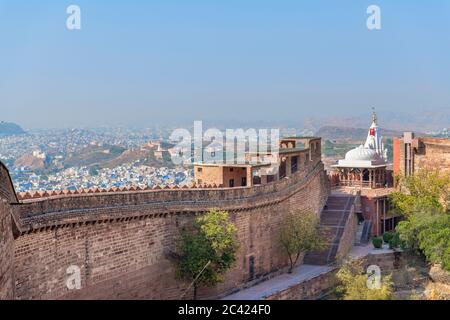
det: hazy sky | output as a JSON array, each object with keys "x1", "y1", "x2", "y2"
[{"x1": 0, "y1": 1, "x2": 449, "y2": 129}]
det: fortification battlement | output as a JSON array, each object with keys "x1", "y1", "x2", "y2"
[
  {"x1": 16, "y1": 183, "x2": 226, "y2": 202},
  {"x1": 13, "y1": 159, "x2": 325, "y2": 233}
]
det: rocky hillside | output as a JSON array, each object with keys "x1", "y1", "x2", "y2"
[
  {"x1": 14, "y1": 153, "x2": 47, "y2": 170},
  {"x1": 0, "y1": 122, "x2": 26, "y2": 137}
]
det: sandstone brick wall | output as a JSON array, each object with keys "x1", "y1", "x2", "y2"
[
  {"x1": 264, "y1": 250, "x2": 407, "y2": 300},
  {"x1": 265, "y1": 268, "x2": 337, "y2": 300},
  {"x1": 12, "y1": 161, "x2": 329, "y2": 300},
  {"x1": 0, "y1": 197, "x2": 15, "y2": 300},
  {"x1": 335, "y1": 205, "x2": 358, "y2": 262},
  {"x1": 415, "y1": 139, "x2": 450, "y2": 173},
  {"x1": 0, "y1": 163, "x2": 18, "y2": 204},
  {"x1": 0, "y1": 162, "x2": 16, "y2": 300},
  {"x1": 394, "y1": 137, "x2": 450, "y2": 177}
]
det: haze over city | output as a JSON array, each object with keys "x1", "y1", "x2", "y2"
[{"x1": 1, "y1": 1, "x2": 449, "y2": 130}]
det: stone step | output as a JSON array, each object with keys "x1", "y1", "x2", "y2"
[
  {"x1": 304, "y1": 195, "x2": 354, "y2": 266},
  {"x1": 320, "y1": 215, "x2": 348, "y2": 225},
  {"x1": 303, "y1": 243, "x2": 339, "y2": 265}
]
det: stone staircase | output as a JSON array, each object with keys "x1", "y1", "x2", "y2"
[{"x1": 303, "y1": 194, "x2": 356, "y2": 265}]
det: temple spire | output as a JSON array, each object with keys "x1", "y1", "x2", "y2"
[{"x1": 371, "y1": 107, "x2": 377, "y2": 125}]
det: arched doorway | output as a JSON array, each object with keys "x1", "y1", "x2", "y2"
[{"x1": 363, "y1": 169, "x2": 370, "y2": 182}]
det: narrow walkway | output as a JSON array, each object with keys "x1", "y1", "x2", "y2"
[
  {"x1": 223, "y1": 244, "x2": 393, "y2": 300},
  {"x1": 223, "y1": 264, "x2": 333, "y2": 300},
  {"x1": 350, "y1": 243, "x2": 395, "y2": 259}
]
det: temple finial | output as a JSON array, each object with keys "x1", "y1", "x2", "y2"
[{"x1": 371, "y1": 107, "x2": 377, "y2": 124}]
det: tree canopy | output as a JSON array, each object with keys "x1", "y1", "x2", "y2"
[
  {"x1": 279, "y1": 210, "x2": 325, "y2": 273},
  {"x1": 177, "y1": 209, "x2": 239, "y2": 299},
  {"x1": 391, "y1": 168, "x2": 450, "y2": 272}
]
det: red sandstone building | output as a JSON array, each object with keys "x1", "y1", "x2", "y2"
[{"x1": 194, "y1": 137, "x2": 322, "y2": 188}]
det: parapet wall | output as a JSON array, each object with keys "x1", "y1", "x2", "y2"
[
  {"x1": 0, "y1": 200, "x2": 15, "y2": 300},
  {"x1": 14, "y1": 156, "x2": 324, "y2": 232},
  {"x1": 2, "y1": 158, "x2": 329, "y2": 300},
  {"x1": 0, "y1": 163, "x2": 16, "y2": 299},
  {"x1": 13, "y1": 163, "x2": 329, "y2": 300}
]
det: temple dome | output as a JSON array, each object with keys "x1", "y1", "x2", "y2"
[
  {"x1": 333, "y1": 145, "x2": 386, "y2": 168},
  {"x1": 344, "y1": 145, "x2": 382, "y2": 162}
]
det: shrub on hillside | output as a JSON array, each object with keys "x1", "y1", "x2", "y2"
[{"x1": 336, "y1": 260, "x2": 393, "y2": 300}]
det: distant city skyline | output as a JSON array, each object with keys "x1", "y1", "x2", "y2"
[{"x1": 1, "y1": 1, "x2": 449, "y2": 129}]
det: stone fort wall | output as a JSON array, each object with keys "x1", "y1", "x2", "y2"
[
  {"x1": 2, "y1": 154, "x2": 329, "y2": 300},
  {"x1": 0, "y1": 163, "x2": 16, "y2": 299},
  {"x1": 394, "y1": 137, "x2": 450, "y2": 177},
  {"x1": 414, "y1": 138, "x2": 450, "y2": 173}
]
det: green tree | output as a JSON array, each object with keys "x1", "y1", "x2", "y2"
[
  {"x1": 177, "y1": 209, "x2": 238, "y2": 300},
  {"x1": 336, "y1": 260, "x2": 393, "y2": 300},
  {"x1": 279, "y1": 210, "x2": 325, "y2": 273},
  {"x1": 391, "y1": 168, "x2": 450, "y2": 271},
  {"x1": 392, "y1": 168, "x2": 449, "y2": 215},
  {"x1": 416, "y1": 214, "x2": 450, "y2": 271}
]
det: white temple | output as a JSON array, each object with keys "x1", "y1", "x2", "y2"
[
  {"x1": 331, "y1": 111, "x2": 390, "y2": 188},
  {"x1": 334, "y1": 111, "x2": 388, "y2": 169}
]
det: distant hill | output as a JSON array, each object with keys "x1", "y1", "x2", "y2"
[
  {"x1": 0, "y1": 122, "x2": 26, "y2": 137},
  {"x1": 64, "y1": 145, "x2": 127, "y2": 168},
  {"x1": 316, "y1": 126, "x2": 405, "y2": 141},
  {"x1": 62, "y1": 144, "x2": 174, "y2": 170},
  {"x1": 102, "y1": 147, "x2": 173, "y2": 169},
  {"x1": 14, "y1": 152, "x2": 47, "y2": 170}
]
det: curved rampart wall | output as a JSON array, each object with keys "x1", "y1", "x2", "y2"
[
  {"x1": 9, "y1": 158, "x2": 329, "y2": 300},
  {"x1": 0, "y1": 163, "x2": 16, "y2": 299}
]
